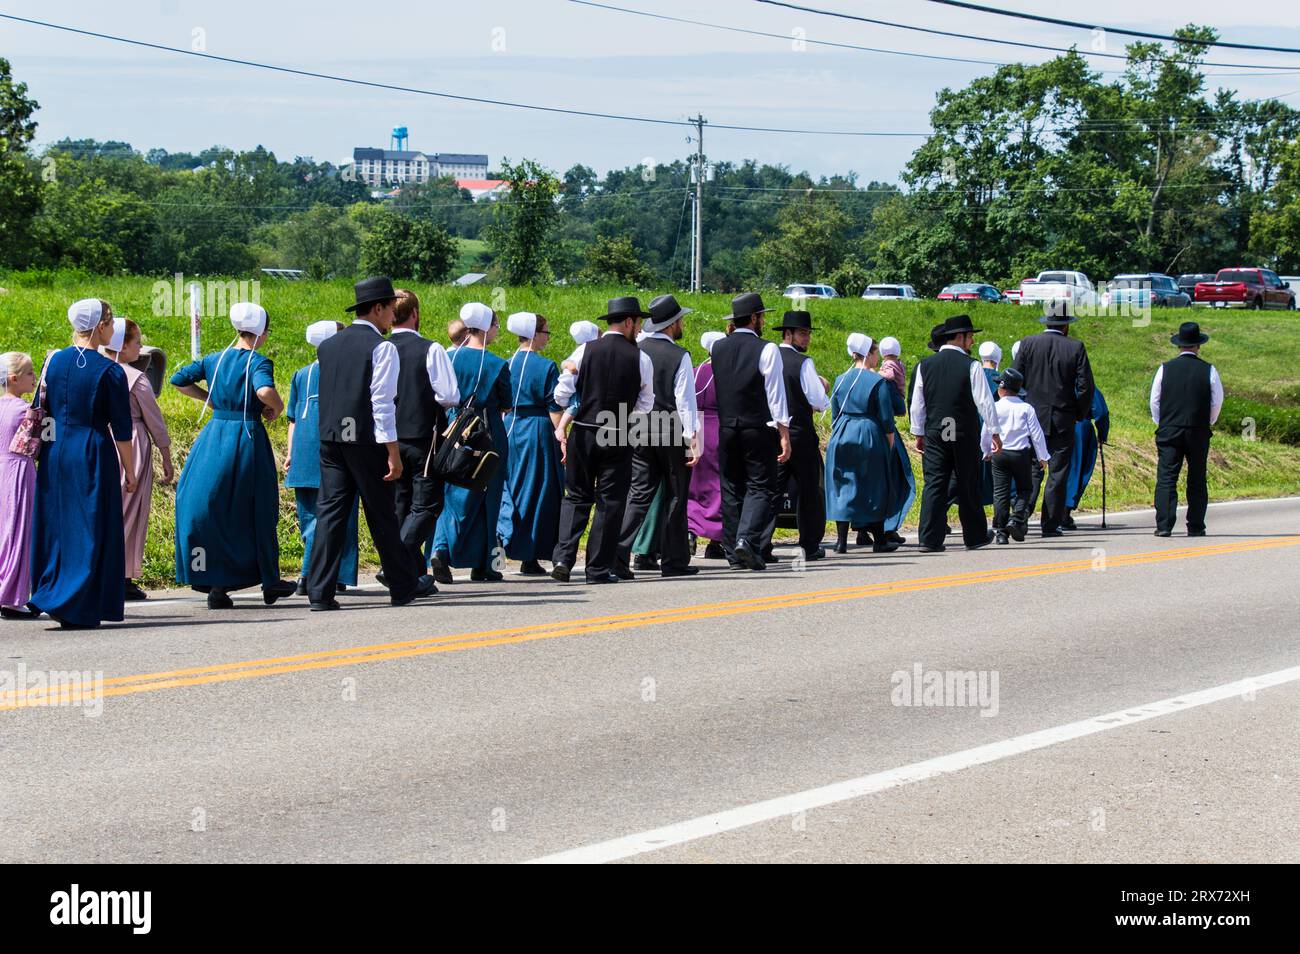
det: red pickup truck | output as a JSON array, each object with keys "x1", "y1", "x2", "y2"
[{"x1": 1193, "y1": 268, "x2": 1296, "y2": 310}]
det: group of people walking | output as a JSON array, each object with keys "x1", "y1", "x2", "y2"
[{"x1": 0, "y1": 279, "x2": 1224, "y2": 627}]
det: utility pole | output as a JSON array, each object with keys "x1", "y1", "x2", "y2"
[{"x1": 689, "y1": 113, "x2": 707, "y2": 292}]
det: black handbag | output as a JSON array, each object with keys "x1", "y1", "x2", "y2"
[{"x1": 430, "y1": 398, "x2": 501, "y2": 493}]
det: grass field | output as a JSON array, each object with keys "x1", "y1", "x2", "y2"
[{"x1": 2, "y1": 271, "x2": 1297, "y2": 586}]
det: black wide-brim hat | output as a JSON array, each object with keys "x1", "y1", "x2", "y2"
[
  {"x1": 600, "y1": 296, "x2": 650, "y2": 322},
  {"x1": 1039, "y1": 299, "x2": 1079, "y2": 324},
  {"x1": 927, "y1": 322, "x2": 945, "y2": 351},
  {"x1": 346, "y1": 275, "x2": 398, "y2": 313},
  {"x1": 939, "y1": 313, "x2": 982, "y2": 337},
  {"x1": 1171, "y1": 321, "x2": 1209, "y2": 346},
  {"x1": 775, "y1": 310, "x2": 814, "y2": 331},
  {"x1": 731, "y1": 292, "x2": 770, "y2": 320},
  {"x1": 645, "y1": 294, "x2": 692, "y2": 332}
]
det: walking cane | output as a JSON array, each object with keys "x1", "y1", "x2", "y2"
[{"x1": 1097, "y1": 426, "x2": 1107, "y2": 529}]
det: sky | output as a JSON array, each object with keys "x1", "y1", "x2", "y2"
[{"x1": 4, "y1": 0, "x2": 1300, "y2": 185}]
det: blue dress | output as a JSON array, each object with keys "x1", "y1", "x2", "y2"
[
  {"x1": 171, "y1": 348, "x2": 281, "y2": 590},
  {"x1": 496, "y1": 350, "x2": 563, "y2": 561},
  {"x1": 825, "y1": 368, "x2": 908, "y2": 524},
  {"x1": 30, "y1": 347, "x2": 132, "y2": 626},
  {"x1": 285, "y1": 362, "x2": 359, "y2": 584},
  {"x1": 882, "y1": 377, "x2": 916, "y2": 532},
  {"x1": 432, "y1": 346, "x2": 512, "y2": 569},
  {"x1": 1066, "y1": 386, "x2": 1109, "y2": 510}
]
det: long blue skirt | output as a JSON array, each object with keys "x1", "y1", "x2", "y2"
[{"x1": 497, "y1": 411, "x2": 563, "y2": 561}]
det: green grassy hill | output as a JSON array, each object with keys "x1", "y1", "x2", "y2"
[{"x1": 2, "y1": 272, "x2": 1296, "y2": 585}]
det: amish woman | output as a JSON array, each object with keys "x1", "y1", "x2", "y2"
[
  {"x1": 171, "y1": 303, "x2": 296, "y2": 610},
  {"x1": 686, "y1": 330, "x2": 725, "y2": 559},
  {"x1": 866, "y1": 335, "x2": 915, "y2": 547},
  {"x1": 29, "y1": 300, "x2": 136, "y2": 628},
  {"x1": 825, "y1": 334, "x2": 906, "y2": 555},
  {"x1": 102, "y1": 317, "x2": 174, "y2": 600},
  {"x1": 431, "y1": 302, "x2": 512, "y2": 583},
  {"x1": 0, "y1": 352, "x2": 39, "y2": 619},
  {"x1": 496, "y1": 311, "x2": 563, "y2": 575}
]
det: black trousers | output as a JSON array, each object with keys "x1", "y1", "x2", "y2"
[
  {"x1": 308, "y1": 440, "x2": 418, "y2": 602},
  {"x1": 553, "y1": 425, "x2": 634, "y2": 579},
  {"x1": 991, "y1": 447, "x2": 1034, "y2": 531},
  {"x1": 1034, "y1": 428, "x2": 1075, "y2": 531},
  {"x1": 1155, "y1": 425, "x2": 1211, "y2": 533},
  {"x1": 918, "y1": 432, "x2": 987, "y2": 548},
  {"x1": 718, "y1": 424, "x2": 779, "y2": 557},
  {"x1": 392, "y1": 437, "x2": 439, "y2": 574},
  {"x1": 617, "y1": 441, "x2": 691, "y2": 571},
  {"x1": 769, "y1": 434, "x2": 825, "y2": 554}
]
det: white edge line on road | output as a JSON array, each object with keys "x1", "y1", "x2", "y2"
[
  {"x1": 524, "y1": 665, "x2": 1300, "y2": 864},
  {"x1": 1070, "y1": 495, "x2": 1300, "y2": 524}
]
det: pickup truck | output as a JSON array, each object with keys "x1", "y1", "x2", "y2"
[
  {"x1": 1193, "y1": 268, "x2": 1296, "y2": 310},
  {"x1": 1019, "y1": 271, "x2": 1098, "y2": 309}
]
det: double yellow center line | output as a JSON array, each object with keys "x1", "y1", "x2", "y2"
[{"x1": 5, "y1": 536, "x2": 1296, "y2": 711}]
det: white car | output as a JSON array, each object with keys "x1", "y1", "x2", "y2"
[
  {"x1": 783, "y1": 283, "x2": 838, "y2": 300},
  {"x1": 1019, "y1": 270, "x2": 1098, "y2": 309},
  {"x1": 862, "y1": 284, "x2": 920, "y2": 301}
]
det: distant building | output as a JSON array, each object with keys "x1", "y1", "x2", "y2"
[
  {"x1": 349, "y1": 146, "x2": 488, "y2": 187},
  {"x1": 455, "y1": 178, "x2": 510, "y2": 201}
]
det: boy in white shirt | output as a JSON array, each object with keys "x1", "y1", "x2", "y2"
[{"x1": 981, "y1": 368, "x2": 1050, "y2": 544}]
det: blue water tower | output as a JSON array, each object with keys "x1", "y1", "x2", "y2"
[{"x1": 390, "y1": 126, "x2": 409, "y2": 151}]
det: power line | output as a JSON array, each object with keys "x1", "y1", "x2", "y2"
[
  {"x1": 752, "y1": 0, "x2": 1300, "y2": 71},
  {"x1": 925, "y1": 1, "x2": 1300, "y2": 55}
]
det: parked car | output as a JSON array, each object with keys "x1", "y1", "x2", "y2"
[
  {"x1": 1193, "y1": 267, "x2": 1296, "y2": 310},
  {"x1": 1102, "y1": 273, "x2": 1191, "y2": 309},
  {"x1": 1177, "y1": 273, "x2": 1216, "y2": 296},
  {"x1": 862, "y1": 284, "x2": 920, "y2": 300},
  {"x1": 937, "y1": 283, "x2": 1005, "y2": 303},
  {"x1": 782, "y1": 283, "x2": 838, "y2": 300},
  {"x1": 1019, "y1": 270, "x2": 1097, "y2": 308}
]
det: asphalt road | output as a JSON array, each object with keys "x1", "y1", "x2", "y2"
[{"x1": 2, "y1": 497, "x2": 1297, "y2": 864}]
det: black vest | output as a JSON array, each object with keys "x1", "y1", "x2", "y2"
[
  {"x1": 391, "y1": 330, "x2": 444, "y2": 442},
  {"x1": 712, "y1": 331, "x2": 771, "y2": 429},
  {"x1": 779, "y1": 345, "x2": 816, "y2": 443},
  {"x1": 575, "y1": 333, "x2": 642, "y2": 428},
  {"x1": 317, "y1": 322, "x2": 379, "y2": 444},
  {"x1": 918, "y1": 348, "x2": 980, "y2": 440},
  {"x1": 1158, "y1": 354, "x2": 1213, "y2": 430},
  {"x1": 640, "y1": 335, "x2": 688, "y2": 445}
]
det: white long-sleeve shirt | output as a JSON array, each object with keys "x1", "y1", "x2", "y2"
[
  {"x1": 1150, "y1": 352, "x2": 1223, "y2": 425},
  {"x1": 390, "y1": 327, "x2": 461, "y2": 408},
  {"x1": 910, "y1": 345, "x2": 1001, "y2": 437},
  {"x1": 552, "y1": 331, "x2": 654, "y2": 423},
  {"x1": 645, "y1": 331, "x2": 701, "y2": 439},
  {"x1": 981, "y1": 395, "x2": 1048, "y2": 458},
  {"x1": 779, "y1": 342, "x2": 830, "y2": 412},
  {"x1": 354, "y1": 318, "x2": 399, "y2": 444},
  {"x1": 730, "y1": 327, "x2": 791, "y2": 427}
]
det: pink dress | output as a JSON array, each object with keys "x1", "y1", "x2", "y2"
[
  {"x1": 119, "y1": 365, "x2": 171, "y2": 580},
  {"x1": 686, "y1": 361, "x2": 723, "y2": 540},
  {"x1": 0, "y1": 395, "x2": 37, "y2": 608},
  {"x1": 880, "y1": 356, "x2": 907, "y2": 401}
]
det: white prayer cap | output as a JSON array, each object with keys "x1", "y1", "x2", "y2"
[
  {"x1": 107, "y1": 316, "x2": 127, "y2": 352},
  {"x1": 701, "y1": 331, "x2": 724, "y2": 354},
  {"x1": 569, "y1": 320, "x2": 600, "y2": 345},
  {"x1": 67, "y1": 298, "x2": 103, "y2": 332},
  {"x1": 847, "y1": 333, "x2": 874, "y2": 358},
  {"x1": 230, "y1": 302, "x2": 268, "y2": 336},
  {"x1": 1011, "y1": 339, "x2": 1022, "y2": 360},
  {"x1": 978, "y1": 341, "x2": 1002, "y2": 365},
  {"x1": 306, "y1": 320, "x2": 338, "y2": 348},
  {"x1": 459, "y1": 301, "x2": 494, "y2": 331},
  {"x1": 879, "y1": 336, "x2": 901, "y2": 357},
  {"x1": 507, "y1": 311, "x2": 538, "y2": 339}
]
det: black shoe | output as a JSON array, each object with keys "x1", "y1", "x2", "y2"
[
  {"x1": 375, "y1": 572, "x2": 388, "y2": 589},
  {"x1": 124, "y1": 579, "x2": 148, "y2": 601},
  {"x1": 873, "y1": 539, "x2": 902, "y2": 553},
  {"x1": 996, "y1": 532, "x2": 1009, "y2": 545},
  {"x1": 551, "y1": 565, "x2": 571, "y2": 583},
  {"x1": 586, "y1": 572, "x2": 621, "y2": 584},
  {"x1": 1041, "y1": 528, "x2": 1064, "y2": 538},
  {"x1": 967, "y1": 531, "x2": 996, "y2": 550},
  {"x1": 918, "y1": 544, "x2": 946, "y2": 553},
  {"x1": 733, "y1": 540, "x2": 765, "y2": 571},
  {"x1": 336, "y1": 582, "x2": 349, "y2": 593},
  {"x1": 310, "y1": 599, "x2": 341, "y2": 612},
  {"x1": 263, "y1": 579, "x2": 298, "y2": 605},
  {"x1": 207, "y1": 589, "x2": 234, "y2": 610},
  {"x1": 633, "y1": 554, "x2": 660, "y2": 571},
  {"x1": 519, "y1": 559, "x2": 547, "y2": 576},
  {"x1": 1061, "y1": 514, "x2": 1077, "y2": 530},
  {"x1": 703, "y1": 541, "x2": 727, "y2": 560},
  {"x1": 295, "y1": 578, "x2": 308, "y2": 597},
  {"x1": 886, "y1": 530, "x2": 906, "y2": 545},
  {"x1": 855, "y1": 528, "x2": 873, "y2": 547},
  {"x1": 804, "y1": 546, "x2": 827, "y2": 561},
  {"x1": 431, "y1": 561, "x2": 454, "y2": 585},
  {"x1": 612, "y1": 563, "x2": 636, "y2": 581},
  {"x1": 833, "y1": 540, "x2": 848, "y2": 555},
  {"x1": 1010, "y1": 521, "x2": 1027, "y2": 543},
  {"x1": 1153, "y1": 529, "x2": 1172, "y2": 537},
  {"x1": 1, "y1": 606, "x2": 41, "y2": 621},
  {"x1": 470, "y1": 567, "x2": 504, "y2": 582},
  {"x1": 763, "y1": 552, "x2": 780, "y2": 565},
  {"x1": 391, "y1": 575, "x2": 438, "y2": 606},
  {"x1": 55, "y1": 618, "x2": 99, "y2": 630},
  {"x1": 661, "y1": 565, "x2": 700, "y2": 577},
  {"x1": 1187, "y1": 529, "x2": 1207, "y2": 537}
]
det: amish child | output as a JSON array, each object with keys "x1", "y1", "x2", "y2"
[{"x1": 980, "y1": 368, "x2": 1049, "y2": 545}]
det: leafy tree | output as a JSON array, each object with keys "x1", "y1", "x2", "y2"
[
  {"x1": 580, "y1": 233, "x2": 656, "y2": 286},
  {"x1": 256, "y1": 203, "x2": 361, "y2": 278},
  {"x1": 750, "y1": 191, "x2": 854, "y2": 287},
  {"x1": 1250, "y1": 139, "x2": 1300, "y2": 272},
  {"x1": 32, "y1": 152, "x2": 158, "y2": 272},
  {"x1": 826, "y1": 257, "x2": 872, "y2": 297},
  {"x1": 486, "y1": 157, "x2": 561, "y2": 284},
  {"x1": 359, "y1": 207, "x2": 457, "y2": 282},
  {"x1": 0, "y1": 58, "x2": 41, "y2": 268}
]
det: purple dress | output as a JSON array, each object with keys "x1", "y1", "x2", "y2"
[
  {"x1": 686, "y1": 361, "x2": 723, "y2": 540},
  {"x1": 0, "y1": 395, "x2": 36, "y2": 609}
]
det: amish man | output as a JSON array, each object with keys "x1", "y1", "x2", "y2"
[
  {"x1": 1150, "y1": 321, "x2": 1223, "y2": 537},
  {"x1": 307, "y1": 276, "x2": 438, "y2": 609},
  {"x1": 710, "y1": 292, "x2": 792, "y2": 571},
  {"x1": 769, "y1": 309, "x2": 830, "y2": 561},
  {"x1": 911, "y1": 314, "x2": 1001, "y2": 551},
  {"x1": 615, "y1": 294, "x2": 702, "y2": 578},
  {"x1": 1012, "y1": 301, "x2": 1095, "y2": 536},
  {"x1": 980, "y1": 367, "x2": 1049, "y2": 545},
  {"x1": 388, "y1": 288, "x2": 460, "y2": 581},
  {"x1": 551, "y1": 296, "x2": 655, "y2": 583}
]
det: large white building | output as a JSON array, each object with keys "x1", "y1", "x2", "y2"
[{"x1": 350, "y1": 148, "x2": 488, "y2": 186}]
